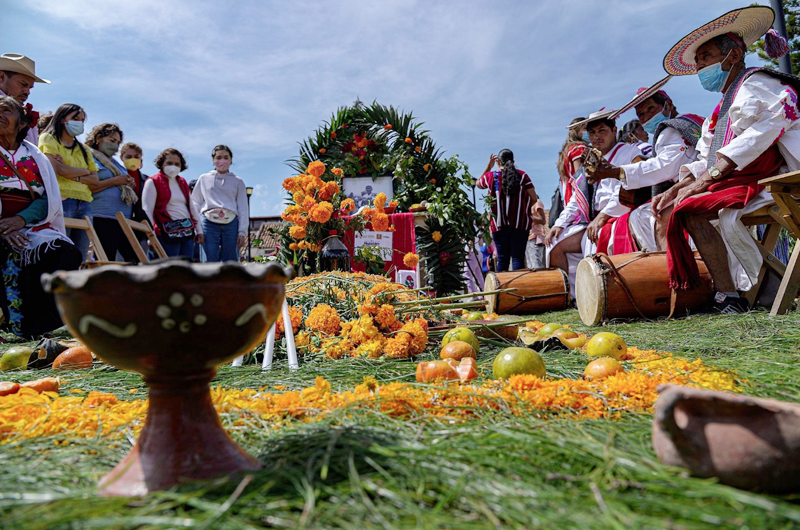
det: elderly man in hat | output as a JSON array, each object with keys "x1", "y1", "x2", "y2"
[
  {"x1": 546, "y1": 109, "x2": 644, "y2": 295},
  {"x1": 654, "y1": 6, "x2": 800, "y2": 314},
  {"x1": 0, "y1": 54, "x2": 49, "y2": 146},
  {"x1": 585, "y1": 81, "x2": 704, "y2": 252}
]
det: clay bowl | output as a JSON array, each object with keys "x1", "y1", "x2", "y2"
[
  {"x1": 42, "y1": 261, "x2": 294, "y2": 497},
  {"x1": 652, "y1": 384, "x2": 800, "y2": 493}
]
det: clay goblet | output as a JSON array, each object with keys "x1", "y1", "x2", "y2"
[{"x1": 42, "y1": 261, "x2": 294, "y2": 497}]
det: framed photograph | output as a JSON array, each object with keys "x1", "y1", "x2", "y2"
[
  {"x1": 397, "y1": 270, "x2": 418, "y2": 289},
  {"x1": 342, "y1": 176, "x2": 393, "y2": 210}
]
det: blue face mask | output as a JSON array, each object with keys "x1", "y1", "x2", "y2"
[
  {"x1": 65, "y1": 120, "x2": 84, "y2": 137},
  {"x1": 697, "y1": 52, "x2": 732, "y2": 92},
  {"x1": 642, "y1": 110, "x2": 669, "y2": 134},
  {"x1": 581, "y1": 131, "x2": 590, "y2": 143}
]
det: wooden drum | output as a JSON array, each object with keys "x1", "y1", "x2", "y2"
[
  {"x1": 484, "y1": 268, "x2": 570, "y2": 315},
  {"x1": 575, "y1": 251, "x2": 713, "y2": 326}
]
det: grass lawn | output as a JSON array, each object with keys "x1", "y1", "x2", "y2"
[{"x1": 1, "y1": 308, "x2": 800, "y2": 529}]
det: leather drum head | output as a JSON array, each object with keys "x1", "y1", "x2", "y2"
[
  {"x1": 576, "y1": 257, "x2": 605, "y2": 327},
  {"x1": 484, "y1": 272, "x2": 498, "y2": 314}
]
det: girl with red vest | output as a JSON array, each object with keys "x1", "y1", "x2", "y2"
[{"x1": 142, "y1": 148, "x2": 203, "y2": 258}]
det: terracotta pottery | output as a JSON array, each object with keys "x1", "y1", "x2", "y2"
[
  {"x1": 42, "y1": 261, "x2": 293, "y2": 497},
  {"x1": 652, "y1": 384, "x2": 800, "y2": 493}
]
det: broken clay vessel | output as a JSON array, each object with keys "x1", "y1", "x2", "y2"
[{"x1": 652, "y1": 383, "x2": 800, "y2": 493}]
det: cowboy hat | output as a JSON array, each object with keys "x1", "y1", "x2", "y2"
[
  {"x1": 568, "y1": 108, "x2": 617, "y2": 130},
  {"x1": 0, "y1": 53, "x2": 50, "y2": 84},
  {"x1": 610, "y1": 76, "x2": 673, "y2": 119},
  {"x1": 663, "y1": 6, "x2": 775, "y2": 76}
]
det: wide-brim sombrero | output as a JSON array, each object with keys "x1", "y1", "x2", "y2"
[
  {"x1": 610, "y1": 76, "x2": 672, "y2": 120},
  {"x1": 663, "y1": 6, "x2": 775, "y2": 76},
  {"x1": 568, "y1": 108, "x2": 617, "y2": 130}
]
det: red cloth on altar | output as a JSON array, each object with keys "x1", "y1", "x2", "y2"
[
  {"x1": 666, "y1": 146, "x2": 783, "y2": 290},
  {"x1": 344, "y1": 212, "x2": 417, "y2": 273}
]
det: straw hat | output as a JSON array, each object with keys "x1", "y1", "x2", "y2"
[
  {"x1": 0, "y1": 53, "x2": 50, "y2": 84},
  {"x1": 610, "y1": 76, "x2": 673, "y2": 120},
  {"x1": 568, "y1": 108, "x2": 617, "y2": 130},
  {"x1": 663, "y1": 6, "x2": 775, "y2": 76}
]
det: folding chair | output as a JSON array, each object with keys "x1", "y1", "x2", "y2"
[
  {"x1": 749, "y1": 170, "x2": 800, "y2": 315},
  {"x1": 63, "y1": 216, "x2": 112, "y2": 266},
  {"x1": 115, "y1": 211, "x2": 168, "y2": 263}
]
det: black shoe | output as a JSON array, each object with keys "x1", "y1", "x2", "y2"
[{"x1": 711, "y1": 293, "x2": 750, "y2": 315}]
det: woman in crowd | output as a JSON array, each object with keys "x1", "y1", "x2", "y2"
[
  {"x1": 191, "y1": 145, "x2": 249, "y2": 262},
  {"x1": 552, "y1": 117, "x2": 589, "y2": 227},
  {"x1": 618, "y1": 119, "x2": 654, "y2": 158},
  {"x1": 85, "y1": 123, "x2": 139, "y2": 262},
  {"x1": 476, "y1": 149, "x2": 538, "y2": 271},
  {"x1": 0, "y1": 96, "x2": 81, "y2": 337},
  {"x1": 120, "y1": 142, "x2": 149, "y2": 257},
  {"x1": 142, "y1": 148, "x2": 203, "y2": 258},
  {"x1": 38, "y1": 103, "x2": 99, "y2": 259}
]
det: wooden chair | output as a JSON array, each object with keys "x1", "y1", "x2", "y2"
[
  {"x1": 63, "y1": 216, "x2": 110, "y2": 263},
  {"x1": 115, "y1": 211, "x2": 167, "y2": 263},
  {"x1": 746, "y1": 170, "x2": 800, "y2": 315}
]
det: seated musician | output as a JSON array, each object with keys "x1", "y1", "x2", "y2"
[
  {"x1": 0, "y1": 96, "x2": 81, "y2": 337},
  {"x1": 546, "y1": 110, "x2": 643, "y2": 294},
  {"x1": 585, "y1": 84, "x2": 703, "y2": 251},
  {"x1": 658, "y1": 6, "x2": 800, "y2": 313}
]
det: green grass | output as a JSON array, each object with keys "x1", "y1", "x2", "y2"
[{"x1": 1, "y1": 309, "x2": 800, "y2": 529}]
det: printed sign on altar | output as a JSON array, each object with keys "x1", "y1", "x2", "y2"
[
  {"x1": 354, "y1": 231, "x2": 394, "y2": 261},
  {"x1": 396, "y1": 270, "x2": 417, "y2": 289}
]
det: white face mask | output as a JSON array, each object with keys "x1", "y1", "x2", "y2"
[{"x1": 163, "y1": 165, "x2": 180, "y2": 178}]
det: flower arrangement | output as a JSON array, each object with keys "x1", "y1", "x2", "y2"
[{"x1": 0, "y1": 342, "x2": 738, "y2": 443}]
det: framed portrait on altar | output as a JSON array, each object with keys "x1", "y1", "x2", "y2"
[{"x1": 343, "y1": 176, "x2": 393, "y2": 210}]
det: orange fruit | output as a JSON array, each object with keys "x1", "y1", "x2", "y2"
[
  {"x1": 440, "y1": 341, "x2": 476, "y2": 361},
  {"x1": 0, "y1": 381, "x2": 20, "y2": 396},
  {"x1": 415, "y1": 360, "x2": 459, "y2": 383},
  {"x1": 584, "y1": 357, "x2": 624, "y2": 380},
  {"x1": 20, "y1": 377, "x2": 59, "y2": 393},
  {"x1": 442, "y1": 327, "x2": 480, "y2": 353},
  {"x1": 492, "y1": 347, "x2": 546, "y2": 379},
  {"x1": 52, "y1": 346, "x2": 93, "y2": 371},
  {"x1": 456, "y1": 357, "x2": 479, "y2": 382},
  {"x1": 586, "y1": 333, "x2": 627, "y2": 359}
]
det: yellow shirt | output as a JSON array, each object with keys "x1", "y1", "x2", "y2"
[{"x1": 38, "y1": 133, "x2": 96, "y2": 202}]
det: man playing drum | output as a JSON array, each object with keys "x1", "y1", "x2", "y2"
[
  {"x1": 546, "y1": 110, "x2": 644, "y2": 296},
  {"x1": 585, "y1": 81, "x2": 703, "y2": 252},
  {"x1": 658, "y1": 6, "x2": 800, "y2": 314}
]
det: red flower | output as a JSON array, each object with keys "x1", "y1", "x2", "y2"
[
  {"x1": 331, "y1": 131, "x2": 337, "y2": 139},
  {"x1": 384, "y1": 124, "x2": 392, "y2": 130},
  {"x1": 439, "y1": 252, "x2": 452, "y2": 266}
]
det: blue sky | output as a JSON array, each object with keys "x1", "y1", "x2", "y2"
[{"x1": 5, "y1": 0, "x2": 770, "y2": 217}]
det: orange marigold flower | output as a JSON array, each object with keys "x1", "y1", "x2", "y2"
[
  {"x1": 372, "y1": 212, "x2": 389, "y2": 231},
  {"x1": 415, "y1": 146, "x2": 421, "y2": 153},
  {"x1": 301, "y1": 195, "x2": 317, "y2": 210},
  {"x1": 341, "y1": 198, "x2": 356, "y2": 212},
  {"x1": 374, "y1": 192, "x2": 388, "y2": 209},
  {"x1": 374, "y1": 304, "x2": 397, "y2": 330},
  {"x1": 310, "y1": 243, "x2": 323, "y2": 252},
  {"x1": 307, "y1": 160, "x2": 326, "y2": 178},
  {"x1": 402, "y1": 320, "x2": 428, "y2": 355},
  {"x1": 403, "y1": 252, "x2": 419, "y2": 268},
  {"x1": 388, "y1": 200, "x2": 398, "y2": 208},
  {"x1": 384, "y1": 124, "x2": 393, "y2": 130},
  {"x1": 405, "y1": 137, "x2": 412, "y2": 144},
  {"x1": 317, "y1": 181, "x2": 340, "y2": 201},
  {"x1": 293, "y1": 191, "x2": 306, "y2": 205},
  {"x1": 332, "y1": 167, "x2": 343, "y2": 177},
  {"x1": 276, "y1": 305, "x2": 303, "y2": 337},
  {"x1": 305, "y1": 304, "x2": 341, "y2": 336},
  {"x1": 384, "y1": 332, "x2": 412, "y2": 358},
  {"x1": 289, "y1": 243, "x2": 299, "y2": 251},
  {"x1": 423, "y1": 163, "x2": 432, "y2": 172},
  {"x1": 282, "y1": 177, "x2": 298, "y2": 192},
  {"x1": 432, "y1": 231, "x2": 442, "y2": 243},
  {"x1": 297, "y1": 240, "x2": 309, "y2": 250},
  {"x1": 309, "y1": 201, "x2": 334, "y2": 223},
  {"x1": 289, "y1": 226, "x2": 307, "y2": 239},
  {"x1": 319, "y1": 148, "x2": 327, "y2": 154}
]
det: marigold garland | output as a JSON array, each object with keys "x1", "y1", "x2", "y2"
[
  {"x1": 0, "y1": 345, "x2": 738, "y2": 442},
  {"x1": 403, "y1": 252, "x2": 419, "y2": 268}
]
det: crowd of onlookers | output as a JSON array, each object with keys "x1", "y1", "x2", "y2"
[{"x1": 0, "y1": 52, "x2": 251, "y2": 338}]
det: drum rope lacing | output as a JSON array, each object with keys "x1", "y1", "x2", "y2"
[{"x1": 593, "y1": 252, "x2": 654, "y2": 322}]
